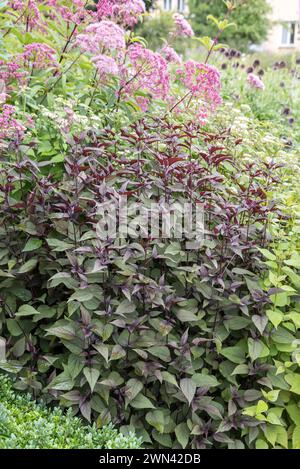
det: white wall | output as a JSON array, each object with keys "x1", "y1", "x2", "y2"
[{"x1": 263, "y1": 0, "x2": 300, "y2": 52}]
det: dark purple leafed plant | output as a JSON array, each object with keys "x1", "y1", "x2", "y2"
[{"x1": 0, "y1": 116, "x2": 282, "y2": 448}]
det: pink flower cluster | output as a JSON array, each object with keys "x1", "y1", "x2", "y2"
[
  {"x1": 0, "y1": 104, "x2": 25, "y2": 141},
  {"x1": 173, "y1": 13, "x2": 194, "y2": 38},
  {"x1": 97, "y1": 0, "x2": 145, "y2": 27},
  {"x1": 176, "y1": 60, "x2": 222, "y2": 121},
  {"x1": 97, "y1": 0, "x2": 115, "y2": 18},
  {"x1": 45, "y1": 0, "x2": 94, "y2": 26},
  {"x1": 0, "y1": 60, "x2": 27, "y2": 86},
  {"x1": 19, "y1": 43, "x2": 59, "y2": 70},
  {"x1": 247, "y1": 73, "x2": 265, "y2": 90},
  {"x1": 92, "y1": 55, "x2": 119, "y2": 81},
  {"x1": 121, "y1": 44, "x2": 170, "y2": 110},
  {"x1": 161, "y1": 44, "x2": 181, "y2": 64},
  {"x1": 76, "y1": 21, "x2": 126, "y2": 54},
  {"x1": 9, "y1": 0, "x2": 41, "y2": 30}
]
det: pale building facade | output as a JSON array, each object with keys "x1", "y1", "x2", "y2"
[
  {"x1": 154, "y1": 0, "x2": 189, "y2": 15},
  {"x1": 262, "y1": 0, "x2": 300, "y2": 52},
  {"x1": 153, "y1": 0, "x2": 300, "y2": 53}
]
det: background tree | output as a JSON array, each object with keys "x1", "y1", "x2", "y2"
[
  {"x1": 144, "y1": 0, "x2": 154, "y2": 10},
  {"x1": 189, "y1": 0, "x2": 271, "y2": 51}
]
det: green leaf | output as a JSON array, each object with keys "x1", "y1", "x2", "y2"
[
  {"x1": 83, "y1": 367, "x2": 100, "y2": 392},
  {"x1": 22, "y1": 238, "x2": 42, "y2": 252},
  {"x1": 18, "y1": 258, "x2": 38, "y2": 273},
  {"x1": 220, "y1": 345, "x2": 245, "y2": 364},
  {"x1": 148, "y1": 346, "x2": 171, "y2": 362},
  {"x1": 231, "y1": 364, "x2": 249, "y2": 375},
  {"x1": 224, "y1": 316, "x2": 250, "y2": 331},
  {"x1": 285, "y1": 373, "x2": 300, "y2": 395},
  {"x1": 161, "y1": 371, "x2": 178, "y2": 387},
  {"x1": 176, "y1": 310, "x2": 198, "y2": 322},
  {"x1": 130, "y1": 394, "x2": 155, "y2": 409},
  {"x1": 252, "y1": 315, "x2": 268, "y2": 335},
  {"x1": 146, "y1": 410, "x2": 165, "y2": 433},
  {"x1": 115, "y1": 300, "x2": 136, "y2": 316},
  {"x1": 125, "y1": 379, "x2": 143, "y2": 403},
  {"x1": 255, "y1": 439, "x2": 268, "y2": 449},
  {"x1": 46, "y1": 238, "x2": 74, "y2": 251},
  {"x1": 192, "y1": 373, "x2": 219, "y2": 388},
  {"x1": 110, "y1": 344, "x2": 126, "y2": 360},
  {"x1": 259, "y1": 248, "x2": 276, "y2": 261},
  {"x1": 93, "y1": 343, "x2": 109, "y2": 363},
  {"x1": 6, "y1": 319, "x2": 23, "y2": 336},
  {"x1": 248, "y1": 338, "x2": 263, "y2": 361},
  {"x1": 47, "y1": 372, "x2": 74, "y2": 391},
  {"x1": 292, "y1": 426, "x2": 300, "y2": 449},
  {"x1": 175, "y1": 422, "x2": 189, "y2": 449},
  {"x1": 16, "y1": 305, "x2": 40, "y2": 317},
  {"x1": 266, "y1": 309, "x2": 283, "y2": 328},
  {"x1": 67, "y1": 354, "x2": 84, "y2": 380},
  {"x1": 68, "y1": 289, "x2": 93, "y2": 303},
  {"x1": 272, "y1": 326, "x2": 295, "y2": 344},
  {"x1": 263, "y1": 425, "x2": 277, "y2": 447},
  {"x1": 45, "y1": 322, "x2": 75, "y2": 340},
  {"x1": 256, "y1": 400, "x2": 268, "y2": 414},
  {"x1": 180, "y1": 378, "x2": 196, "y2": 406},
  {"x1": 286, "y1": 404, "x2": 300, "y2": 426},
  {"x1": 49, "y1": 272, "x2": 78, "y2": 289}
]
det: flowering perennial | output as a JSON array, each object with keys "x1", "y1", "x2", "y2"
[
  {"x1": 97, "y1": 0, "x2": 145, "y2": 27},
  {"x1": 92, "y1": 55, "x2": 119, "y2": 81},
  {"x1": 173, "y1": 13, "x2": 194, "y2": 37},
  {"x1": 121, "y1": 44, "x2": 170, "y2": 110},
  {"x1": 19, "y1": 43, "x2": 59, "y2": 70},
  {"x1": 76, "y1": 21, "x2": 126, "y2": 54},
  {"x1": 0, "y1": 104, "x2": 25, "y2": 141},
  {"x1": 9, "y1": 0, "x2": 41, "y2": 30},
  {"x1": 45, "y1": 0, "x2": 94, "y2": 26},
  {"x1": 176, "y1": 60, "x2": 222, "y2": 121},
  {"x1": 0, "y1": 60, "x2": 27, "y2": 86},
  {"x1": 161, "y1": 44, "x2": 182, "y2": 64},
  {"x1": 247, "y1": 73, "x2": 265, "y2": 90}
]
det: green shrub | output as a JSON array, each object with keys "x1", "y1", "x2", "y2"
[
  {"x1": 243, "y1": 165, "x2": 300, "y2": 449},
  {"x1": 0, "y1": 374, "x2": 141, "y2": 449}
]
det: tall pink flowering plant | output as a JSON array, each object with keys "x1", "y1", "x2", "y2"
[{"x1": 0, "y1": 0, "x2": 225, "y2": 148}]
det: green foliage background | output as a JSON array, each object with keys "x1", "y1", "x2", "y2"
[
  {"x1": 189, "y1": 0, "x2": 271, "y2": 51},
  {"x1": 0, "y1": 375, "x2": 141, "y2": 449}
]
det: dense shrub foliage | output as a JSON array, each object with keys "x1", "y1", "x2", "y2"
[
  {"x1": 0, "y1": 0, "x2": 300, "y2": 450},
  {"x1": 0, "y1": 374, "x2": 141, "y2": 448},
  {"x1": 0, "y1": 117, "x2": 282, "y2": 448}
]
